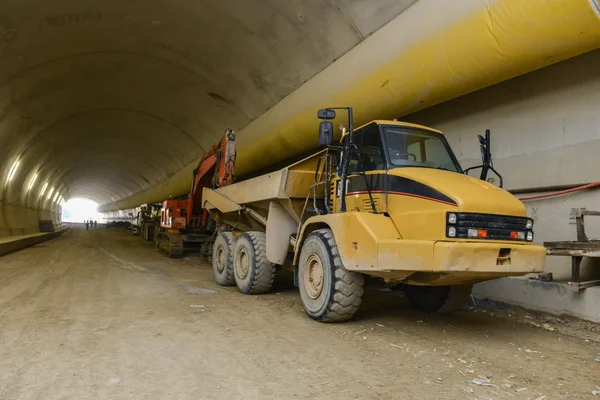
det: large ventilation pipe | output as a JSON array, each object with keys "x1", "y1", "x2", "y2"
[{"x1": 100, "y1": 0, "x2": 600, "y2": 212}]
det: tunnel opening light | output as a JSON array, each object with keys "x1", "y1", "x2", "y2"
[
  {"x1": 47, "y1": 187, "x2": 54, "y2": 199},
  {"x1": 7, "y1": 160, "x2": 20, "y2": 182},
  {"x1": 40, "y1": 183, "x2": 49, "y2": 196},
  {"x1": 62, "y1": 198, "x2": 100, "y2": 223},
  {"x1": 27, "y1": 173, "x2": 38, "y2": 190}
]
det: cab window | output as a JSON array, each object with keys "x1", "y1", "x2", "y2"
[
  {"x1": 385, "y1": 126, "x2": 461, "y2": 172},
  {"x1": 347, "y1": 124, "x2": 385, "y2": 174}
]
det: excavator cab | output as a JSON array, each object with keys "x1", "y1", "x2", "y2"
[{"x1": 155, "y1": 129, "x2": 236, "y2": 257}]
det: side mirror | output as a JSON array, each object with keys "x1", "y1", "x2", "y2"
[
  {"x1": 479, "y1": 144, "x2": 487, "y2": 164},
  {"x1": 463, "y1": 129, "x2": 503, "y2": 188},
  {"x1": 319, "y1": 121, "x2": 334, "y2": 146},
  {"x1": 318, "y1": 109, "x2": 336, "y2": 120},
  {"x1": 478, "y1": 134, "x2": 488, "y2": 163}
]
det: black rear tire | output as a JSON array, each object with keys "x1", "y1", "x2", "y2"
[
  {"x1": 404, "y1": 285, "x2": 472, "y2": 313},
  {"x1": 298, "y1": 229, "x2": 364, "y2": 322},
  {"x1": 212, "y1": 232, "x2": 236, "y2": 286},
  {"x1": 233, "y1": 232, "x2": 275, "y2": 294}
]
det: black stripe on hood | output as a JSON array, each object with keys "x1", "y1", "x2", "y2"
[{"x1": 346, "y1": 174, "x2": 457, "y2": 206}]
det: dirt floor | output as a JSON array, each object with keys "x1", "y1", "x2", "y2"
[{"x1": 0, "y1": 225, "x2": 599, "y2": 400}]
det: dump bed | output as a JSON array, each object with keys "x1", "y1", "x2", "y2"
[{"x1": 203, "y1": 149, "x2": 328, "y2": 230}]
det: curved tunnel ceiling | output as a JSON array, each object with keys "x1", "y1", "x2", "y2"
[{"x1": 0, "y1": 0, "x2": 415, "y2": 211}]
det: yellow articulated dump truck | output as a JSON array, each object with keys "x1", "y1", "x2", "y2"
[{"x1": 202, "y1": 107, "x2": 545, "y2": 322}]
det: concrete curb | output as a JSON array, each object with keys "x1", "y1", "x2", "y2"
[
  {"x1": 0, "y1": 225, "x2": 70, "y2": 257},
  {"x1": 473, "y1": 277, "x2": 600, "y2": 323}
]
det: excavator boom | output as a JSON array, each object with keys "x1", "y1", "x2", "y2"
[
  {"x1": 186, "y1": 129, "x2": 236, "y2": 227},
  {"x1": 156, "y1": 129, "x2": 236, "y2": 257}
]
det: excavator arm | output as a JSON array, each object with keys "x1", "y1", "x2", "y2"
[{"x1": 185, "y1": 129, "x2": 236, "y2": 227}]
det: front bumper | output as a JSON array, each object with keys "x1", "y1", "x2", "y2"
[
  {"x1": 375, "y1": 239, "x2": 546, "y2": 275},
  {"x1": 370, "y1": 240, "x2": 546, "y2": 285},
  {"x1": 431, "y1": 241, "x2": 546, "y2": 274}
]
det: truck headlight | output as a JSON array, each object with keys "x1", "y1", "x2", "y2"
[
  {"x1": 448, "y1": 227, "x2": 457, "y2": 238},
  {"x1": 527, "y1": 231, "x2": 534, "y2": 242},
  {"x1": 526, "y1": 219, "x2": 533, "y2": 229},
  {"x1": 447, "y1": 213, "x2": 457, "y2": 224}
]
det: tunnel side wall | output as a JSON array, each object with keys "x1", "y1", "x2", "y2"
[{"x1": 0, "y1": 202, "x2": 60, "y2": 237}]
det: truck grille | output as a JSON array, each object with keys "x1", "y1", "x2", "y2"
[{"x1": 452, "y1": 213, "x2": 530, "y2": 241}]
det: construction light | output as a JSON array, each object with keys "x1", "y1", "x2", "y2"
[
  {"x1": 526, "y1": 219, "x2": 533, "y2": 229},
  {"x1": 7, "y1": 160, "x2": 20, "y2": 182},
  {"x1": 447, "y1": 213, "x2": 457, "y2": 224},
  {"x1": 527, "y1": 232, "x2": 534, "y2": 242},
  {"x1": 27, "y1": 173, "x2": 38, "y2": 190}
]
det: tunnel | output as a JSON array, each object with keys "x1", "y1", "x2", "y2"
[
  {"x1": 1, "y1": 1, "x2": 600, "y2": 397},
  {"x1": 0, "y1": 0, "x2": 598, "y2": 236},
  {"x1": 0, "y1": 0, "x2": 420, "y2": 236}
]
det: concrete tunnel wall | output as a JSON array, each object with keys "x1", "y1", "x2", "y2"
[
  {"x1": 0, "y1": 0, "x2": 415, "y2": 237},
  {"x1": 405, "y1": 49, "x2": 600, "y2": 282}
]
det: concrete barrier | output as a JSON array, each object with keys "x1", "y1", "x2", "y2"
[
  {"x1": 473, "y1": 277, "x2": 600, "y2": 323},
  {"x1": 0, "y1": 225, "x2": 70, "y2": 257}
]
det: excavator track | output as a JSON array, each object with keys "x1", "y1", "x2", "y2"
[{"x1": 156, "y1": 233, "x2": 184, "y2": 258}]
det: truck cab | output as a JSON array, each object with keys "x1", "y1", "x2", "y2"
[
  {"x1": 333, "y1": 120, "x2": 462, "y2": 215},
  {"x1": 332, "y1": 120, "x2": 532, "y2": 244}
]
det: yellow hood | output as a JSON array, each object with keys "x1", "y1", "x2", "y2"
[{"x1": 389, "y1": 168, "x2": 526, "y2": 216}]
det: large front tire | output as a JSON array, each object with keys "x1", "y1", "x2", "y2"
[
  {"x1": 233, "y1": 232, "x2": 275, "y2": 294},
  {"x1": 298, "y1": 229, "x2": 364, "y2": 322},
  {"x1": 404, "y1": 285, "x2": 472, "y2": 313},
  {"x1": 212, "y1": 232, "x2": 237, "y2": 286}
]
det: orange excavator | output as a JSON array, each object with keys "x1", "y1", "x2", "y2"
[{"x1": 155, "y1": 129, "x2": 236, "y2": 257}]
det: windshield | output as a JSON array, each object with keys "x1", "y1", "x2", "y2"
[{"x1": 383, "y1": 126, "x2": 461, "y2": 172}]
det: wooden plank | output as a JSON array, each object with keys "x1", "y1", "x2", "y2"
[
  {"x1": 581, "y1": 210, "x2": 600, "y2": 216},
  {"x1": 544, "y1": 241, "x2": 600, "y2": 250},
  {"x1": 568, "y1": 280, "x2": 600, "y2": 291},
  {"x1": 576, "y1": 215, "x2": 588, "y2": 242},
  {"x1": 546, "y1": 249, "x2": 600, "y2": 257},
  {"x1": 572, "y1": 256, "x2": 582, "y2": 282}
]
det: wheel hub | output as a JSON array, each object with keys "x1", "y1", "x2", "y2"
[
  {"x1": 236, "y1": 248, "x2": 249, "y2": 279},
  {"x1": 216, "y1": 245, "x2": 225, "y2": 272},
  {"x1": 304, "y1": 253, "x2": 324, "y2": 299}
]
